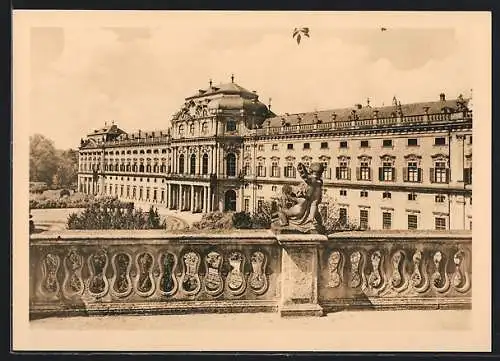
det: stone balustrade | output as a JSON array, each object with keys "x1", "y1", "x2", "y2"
[{"x1": 30, "y1": 230, "x2": 471, "y2": 319}]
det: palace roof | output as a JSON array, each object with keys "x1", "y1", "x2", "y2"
[{"x1": 265, "y1": 95, "x2": 470, "y2": 128}]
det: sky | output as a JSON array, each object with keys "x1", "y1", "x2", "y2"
[{"x1": 25, "y1": 12, "x2": 482, "y2": 149}]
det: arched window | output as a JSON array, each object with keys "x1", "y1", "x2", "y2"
[
  {"x1": 189, "y1": 123, "x2": 195, "y2": 135},
  {"x1": 179, "y1": 154, "x2": 185, "y2": 174},
  {"x1": 202, "y1": 153, "x2": 209, "y2": 175},
  {"x1": 226, "y1": 153, "x2": 236, "y2": 177},
  {"x1": 201, "y1": 122, "x2": 208, "y2": 134},
  {"x1": 226, "y1": 120, "x2": 236, "y2": 132},
  {"x1": 190, "y1": 154, "x2": 196, "y2": 174},
  {"x1": 139, "y1": 164, "x2": 144, "y2": 172},
  {"x1": 224, "y1": 190, "x2": 237, "y2": 211}
]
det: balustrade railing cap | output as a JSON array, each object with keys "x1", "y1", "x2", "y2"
[
  {"x1": 276, "y1": 233, "x2": 328, "y2": 245},
  {"x1": 327, "y1": 229, "x2": 472, "y2": 240}
]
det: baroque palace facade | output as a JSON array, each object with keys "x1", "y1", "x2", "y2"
[{"x1": 78, "y1": 77, "x2": 473, "y2": 231}]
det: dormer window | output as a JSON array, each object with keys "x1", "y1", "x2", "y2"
[{"x1": 178, "y1": 125, "x2": 185, "y2": 136}]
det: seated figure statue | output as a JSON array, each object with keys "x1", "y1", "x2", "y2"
[{"x1": 272, "y1": 162, "x2": 325, "y2": 234}]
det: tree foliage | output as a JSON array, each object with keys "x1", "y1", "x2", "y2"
[
  {"x1": 293, "y1": 27, "x2": 310, "y2": 45},
  {"x1": 30, "y1": 134, "x2": 78, "y2": 189}
]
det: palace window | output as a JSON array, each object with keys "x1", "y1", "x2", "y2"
[
  {"x1": 360, "y1": 209, "x2": 369, "y2": 230},
  {"x1": 284, "y1": 162, "x2": 296, "y2": 178},
  {"x1": 339, "y1": 208, "x2": 347, "y2": 225},
  {"x1": 178, "y1": 154, "x2": 185, "y2": 174},
  {"x1": 189, "y1": 123, "x2": 195, "y2": 135},
  {"x1": 430, "y1": 160, "x2": 449, "y2": 183},
  {"x1": 382, "y1": 212, "x2": 392, "y2": 230},
  {"x1": 257, "y1": 199, "x2": 264, "y2": 212},
  {"x1": 404, "y1": 161, "x2": 421, "y2": 183},
  {"x1": 464, "y1": 156, "x2": 472, "y2": 185},
  {"x1": 226, "y1": 153, "x2": 236, "y2": 177},
  {"x1": 226, "y1": 120, "x2": 236, "y2": 132},
  {"x1": 272, "y1": 144, "x2": 278, "y2": 151},
  {"x1": 383, "y1": 191, "x2": 391, "y2": 199},
  {"x1": 360, "y1": 140, "x2": 369, "y2": 148},
  {"x1": 132, "y1": 187, "x2": 136, "y2": 199},
  {"x1": 202, "y1": 154, "x2": 209, "y2": 175},
  {"x1": 139, "y1": 187, "x2": 143, "y2": 200},
  {"x1": 339, "y1": 141, "x2": 348, "y2": 148},
  {"x1": 340, "y1": 189, "x2": 347, "y2": 196},
  {"x1": 434, "y1": 137, "x2": 446, "y2": 146},
  {"x1": 120, "y1": 185, "x2": 124, "y2": 197},
  {"x1": 146, "y1": 164, "x2": 151, "y2": 173},
  {"x1": 178, "y1": 125, "x2": 185, "y2": 136},
  {"x1": 271, "y1": 161, "x2": 280, "y2": 177},
  {"x1": 257, "y1": 161, "x2": 266, "y2": 177},
  {"x1": 408, "y1": 214, "x2": 418, "y2": 229},
  {"x1": 357, "y1": 160, "x2": 371, "y2": 181},
  {"x1": 146, "y1": 188, "x2": 150, "y2": 200},
  {"x1": 379, "y1": 160, "x2": 396, "y2": 182},
  {"x1": 303, "y1": 143, "x2": 310, "y2": 150},
  {"x1": 321, "y1": 142, "x2": 328, "y2": 149},
  {"x1": 190, "y1": 154, "x2": 196, "y2": 174},
  {"x1": 244, "y1": 198, "x2": 250, "y2": 213},
  {"x1": 139, "y1": 164, "x2": 144, "y2": 172},
  {"x1": 360, "y1": 190, "x2": 368, "y2": 197},
  {"x1": 435, "y1": 194, "x2": 446, "y2": 203},
  {"x1": 435, "y1": 217, "x2": 447, "y2": 230},
  {"x1": 321, "y1": 159, "x2": 331, "y2": 179},
  {"x1": 407, "y1": 138, "x2": 418, "y2": 146},
  {"x1": 126, "y1": 186, "x2": 130, "y2": 197},
  {"x1": 201, "y1": 122, "x2": 208, "y2": 134},
  {"x1": 287, "y1": 143, "x2": 294, "y2": 150},
  {"x1": 336, "y1": 158, "x2": 351, "y2": 180},
  {"x1": 153, "y1": 189, "x2": 157, "y2": 201},
  {"x1": 408, "y1": 193, "x2": 417, "y2": 201},
  {"x1": 243, "y1": 161, "x2": 251, "y2": 176},
  {"x1": 383, "y1": 139, "x2": 393, "y2": 148}
]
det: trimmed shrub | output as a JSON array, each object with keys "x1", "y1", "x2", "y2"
[
  {"x1": 232, "y1": 211, "x2": 253, "y2": 229},
  {"x1": 67, "y1": 201, "x2": 165, "y2": 230}
]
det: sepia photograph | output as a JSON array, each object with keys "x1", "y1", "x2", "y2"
[{"x1": 12, "y1": 10, "x2": 491, "y2": 351}]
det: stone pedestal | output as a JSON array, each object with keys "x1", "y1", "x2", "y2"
[{"x1": 277, "y1": 233, "x2": 327, "y2": 317}]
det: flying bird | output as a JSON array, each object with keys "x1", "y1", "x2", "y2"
[{"x1": 381, "y1": 27, "x2": 387, "y2": 32}]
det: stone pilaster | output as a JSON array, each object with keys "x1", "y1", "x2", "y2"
[{"x1": 277, "y1": 233, "x2": 326, "y2": 317}]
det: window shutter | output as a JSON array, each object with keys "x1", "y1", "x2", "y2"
[
  {"x1": 335, "y1": 167, "x2": 340, "y2": 180},
  {"x1": 445, "y1": 168, "x2": 449, "y2": 183},
  {"x1": 418, "y1": 168, "x2": 422, "y2": 182},
  {"x1": 347, "y1": 168, "x2": 351, "y2": 180},
  {"x1": 378, "y1": 167, "x2": 383, "y2": 181},
  {"x1": 392, "y1": 167, "x2": 396, "y2": 182},
  {"x1": 463, "y1": 168, "x2": 468, "y2": 184},
  {"x1": 356, "y1": 167, "x2": 361, "y2": 180},
  {"x1": 368, "y1": 167, "x2": 371, "y2": 181},
  {"x1": 430, "y1": 168, "x2": 435, "y2": 183},
  {"x1": 403, "y1": 167, "x2": 408, "y2": 182}
]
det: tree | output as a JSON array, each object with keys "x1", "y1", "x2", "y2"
[
  {"x1": 293, "y1": 27, "x2": 310, "y2": 45},
  {"x1": 30, "y1": 134, "x2": 79, "y2": 189},
  {"x1": 30, "y1": 134, "x2": 59, "y2": 186}
]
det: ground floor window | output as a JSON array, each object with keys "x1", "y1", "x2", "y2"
[
  {"x1": 244, "y1": 198, "x2": 250, "y2": 213},
  {"x1": 435, "y1": 217, "x2": 447, "y2": 230},
  {"x1": 360, "y1": 209, "x2": 368, "y2": 230},
  {"x1": 408, "y1": 214, "x2": 418, "y2": 230},
  {"x1": 382, "y1": 212, "x2": 392, "y2": 230},
  {"x1": 339, "y1": 207, "x2": 347, "y2": 225}
]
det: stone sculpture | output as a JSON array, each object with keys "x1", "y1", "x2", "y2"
[{"x1": 272, "y1": 162, "x2": 326, "y2": 234}]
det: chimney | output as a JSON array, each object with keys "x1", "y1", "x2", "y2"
[{"x1": 440, "y1": 93, "x2": 446, "y2": 101}]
